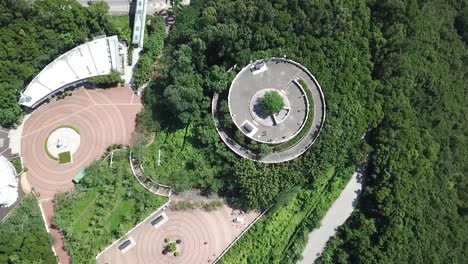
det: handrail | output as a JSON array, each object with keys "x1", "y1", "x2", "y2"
[
  {"x1": 212, "y1": 206, "x2": 271, "y2": 263},
  {"x1": 129, "y1": 150, "x2": 172, "y2": 197}
]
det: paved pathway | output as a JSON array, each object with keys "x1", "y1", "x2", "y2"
[
  {"x1": 41, "y1": 199, "x2": 71, "y2": 264},
  {"x1": 22, "y1": 85, "x2": 141, "y2": 199},
  {"x1": 212, "y1": 58, "x2": 326, "y2": 163},
  {"x1": 299, "y1": 172, "x2": 363, "y2": 264},
  {"x1": 97, "y1": 205, "x2": 259, "y2": 264}
]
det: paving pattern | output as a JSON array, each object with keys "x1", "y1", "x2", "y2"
[
  {"x1": 41, "y1": 199, "x2": 71, "y2": 264},
  {"x1": 98, "y1": 206, "x2": 259, "y2": 264},
  {"x1": 21, "y1": 86, "x2": 141, "y2": 199}
]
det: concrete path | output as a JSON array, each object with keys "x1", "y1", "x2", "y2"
[
  {"x1": 40, "y1": 199, "x2": 71, "y2": 264},
  {"x1": 299, "y1": 171, "x2": 363, "y2": 264},
  {"x1": 212, "y1": 58, "x2": 326, "y2": 164}
]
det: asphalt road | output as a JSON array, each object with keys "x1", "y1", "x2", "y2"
[
  {"x1": 76, "y1": 0, "x2": 171, "y2": 15},
  {"x1": 299, "y1": 171, "x2": 363, "y2": 264}
]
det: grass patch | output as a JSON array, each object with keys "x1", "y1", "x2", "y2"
[
  {"x1": 69, "y1": 189, "x2": 99, "y2": 220},
  {"x1": 106, "y1": 199, "x2": 136, "y2": 232},
  {"x1": 55, "y1": 151, "x2": 168, "y2": 263},
  {"x1": 61, "y1": 125, "x2": 80, "y2": 135},
  {"x1": 73, "y1": 200, "x2": 98, "y2": 233},
  {"x1": 45, "y1": 139, "x2": 58, "y2": 160},
  {"x1": 138, "y1": 125, "x2": 219, "y2": 190},
  {"x1": 219, "y1": 166, "x2": 352, "y2": 264},
  {"x1": 58, "y1": 151, "x2": 72, "y2": 164}
]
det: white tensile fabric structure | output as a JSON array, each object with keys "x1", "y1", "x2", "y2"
[
  {"x1": 19, "y1": 35, "x2": 122, "y2": 108},
  {"x1": 0, "y1": 156, "x2": 18, "y2": 207}
]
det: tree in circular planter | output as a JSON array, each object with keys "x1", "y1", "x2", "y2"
[
  {"x1": 262, "y1": 91, "x2": 284, "y2": 115},
  {"x1": 168, "y1": 242, "x2": 177, "y2": 252}
]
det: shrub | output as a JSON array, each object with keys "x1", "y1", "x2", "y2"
[
  {"x1": 88, "y1": 70, "x2": 122, "y2": 88},
  {"x1": 201, "y1": 200, "x2": 224, "y2": 211},
  {"x1": 134, "y1": 17, "x2": 165, "y2": 87},
  {"x1": 11, "y1": 158, "x2": 22, "y2": 174},
  {"x1": 173, "y1": 201, "x2": 195, "y2": 210},
  {"x1": 168, "y1": 242, "x2": 177, "y2": 252}
]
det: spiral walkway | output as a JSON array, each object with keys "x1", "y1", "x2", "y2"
[{"x1": 21, "y1": 86, "x2": 141, "y2": 199}]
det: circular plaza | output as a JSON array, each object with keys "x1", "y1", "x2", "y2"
[
  {"x1": 213, "y1": 58, "x2": 326, "y2": 163},
  {"x1": 21, "y1": 86, "x2": 142, "y2": 198}
]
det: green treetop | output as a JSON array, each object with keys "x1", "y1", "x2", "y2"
[{"x1": 262, "y1": 91, "x2": 284, "y2": 115}]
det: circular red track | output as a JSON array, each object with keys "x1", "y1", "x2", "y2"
[{"x1": 22, "y1": 86, "x2": 142, "y2": 199}]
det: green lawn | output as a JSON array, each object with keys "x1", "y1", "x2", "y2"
[
  {"x1": 58, "y1": 151, "x2": 72, "y2": 164},
  {"x1": 55, "y1": 151, "x2": 168, "y2": 263},
  {"x1": 138, "y1": 125, "x2": 216, "y2": 190},
  {"x1": 69, "y1": 188, "x2": 99, "y2": 220},
  {"x1": 106, "y1": 199, "x2": 136, "y2": 232},
  {"x1": 72, "y1": 199, "x2": 98, "y2": 233}
]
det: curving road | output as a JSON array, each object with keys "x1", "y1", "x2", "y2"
[{"x1": 299, "y1": 171, "x2": 364, "y2": 264}]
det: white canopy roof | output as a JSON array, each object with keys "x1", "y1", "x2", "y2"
[
  {"x1": 0, "y1": 156, "x2": 18, "y2": 207},
  {"x1": 19, "y1": 36, "x2": 121, "y2": 108}
]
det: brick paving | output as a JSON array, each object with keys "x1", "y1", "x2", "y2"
[
  {"x1": 22, "y1": 85, "x2": 141, "y2": 199},
  {"x1": 97, "y1": 206, "x2": 259, "y2": 264},
  {"x1": 42, "y1": 199, "x2": 71, "y2": 264}
]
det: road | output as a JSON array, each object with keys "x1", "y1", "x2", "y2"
[
  {"x1": 76, "y1": 0, "x2": 171, "y2": 15},
  {"x1": 299, "y1": 171, "x2": 363, "y2": 264}
]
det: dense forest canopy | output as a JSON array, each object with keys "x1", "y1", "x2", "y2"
[
  {"x1": 0, "y1": 0, "x2": 466, "y2": 263},
  {"x1": 0, "y1": 196, "x2": 56, "y2": 264},
  {"x1": 140, "y1": 0, "x2": 380, "y2": 262},
  {"x1": 141, "y1": 0, "x2": 380, "y2": 209},
  {"x1": 0, "y1": 0, "x2": 115, "y2": 127},
  {"x1": 317, "y1": 0, "x2": 468, "y2": 262},
  {"x1": 142, "y1": 0, "x2": 467, "y2": 262}
]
